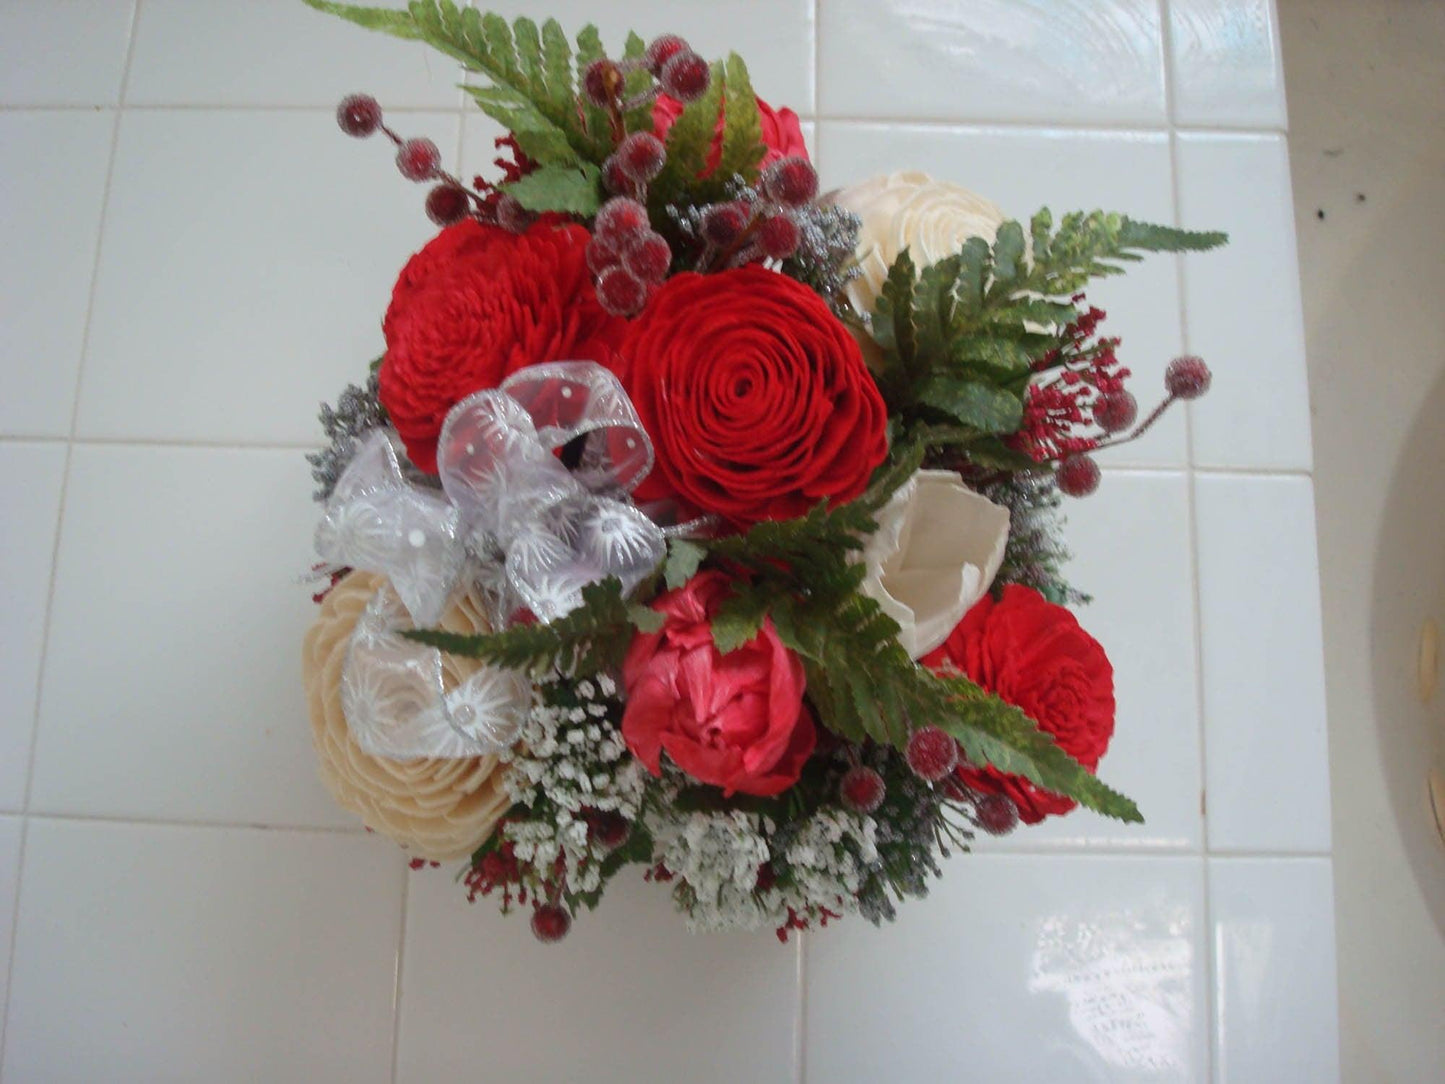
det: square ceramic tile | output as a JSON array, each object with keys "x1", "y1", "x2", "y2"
[
  {"x1": 76, "y1": 109, "x2": 460, "y2": 445},
  {"x1": 1209, "y1": 857, "x2": 1339, "y2": 1083},
  {"x1": 1194, "y1": 475, "x2": 1331, "y2": 852},
  {"x1": 1167, "y1": 0, "x2": 1287, "y2": 128},
  {"x1": 817, "y1": 123, "x2": 1186, "y2": 464},
  {"x1": 127, "y1": 0, "x2": 463, "y2": 108},
  {"x1": 806, "y1": 855, "x2": 1208, "y2": 1082},
  {"x1": 1176, "y1": 133, "x2": 1312, "y2": 470},
  {"x1": 464, "y1": 0, "x2": 814, "y2": 113},
  {"x1": 29, "y1": 446, "x2": 354, "y2": 828},
  {"x1": 2, "y1": 820, "x2": 403, "y2": 1082},
  {"x1": 817, "y1": 0, "x2": 1167, "y2": 124},
  {"x1": 396, "y1": 870, "x2": 797, "y2": 1083},
  {"x1": 0, "y1": 816, "x2": 22, "y2": 1041},
  {"x1": 978, "y1": 471, "x2": 1202, "y2": 850},
  {"x1": 0, "y1": 112, "x2": 115, "y2": 437},
  {"x1": 0, "y1": 1, "x2": 135, "y2": 106},
  {"x1": 0, "y1": 444, "x2": 67, "y2": 812}
]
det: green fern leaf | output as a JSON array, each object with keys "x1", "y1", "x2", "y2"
[
  {"x1": 464, "y1": 85, "x2": 576, "y2": 165},
  {"x1": 650, "y1": 61, "x2": 724, "y2": 206},
  {"x1": 500, "y1": 161, "x2": 602, "y2": 214},
  {"x1": 712, "y1": 53, "x2": 766, "y2": 189},
  {"x1": 300, "y1": 0, "x2": 421, "y2": 36}
]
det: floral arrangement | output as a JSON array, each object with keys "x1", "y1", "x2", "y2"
[{"x1": 300, "y1": 1, "x2": 1223, "y2": 943}]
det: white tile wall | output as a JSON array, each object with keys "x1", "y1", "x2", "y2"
[
  {"x1": 0, "y1": 446, "x2": 67, "y2": 813},
  {"x1": 807, "y1": 855, "x2": 1209, "y2": 1082},
  {"x1": 1209, "y1": 857, "x2": 1339, "y2": 1083},
  {"x1": 0, "y1": 1, "x2": 1336, "y2": 1080}
]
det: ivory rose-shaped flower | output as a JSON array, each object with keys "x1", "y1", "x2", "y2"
[
  {"x1": 621, "y1": 571, "x2": 815, "y2": 797},
  {"x1": 859, "y1": 469, "x2": 1010, "y2": 658},
  {"x1": 832, "y1": 171, "x2": 1009, "y2": 317}
]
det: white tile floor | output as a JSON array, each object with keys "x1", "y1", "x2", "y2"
[{"x1": 0, "y1": 1, "x2": 1336, "y2": 1081}]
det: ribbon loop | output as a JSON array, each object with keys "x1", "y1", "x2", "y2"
[{"x1": 314, "y1": 361, "x2": 666, "y2": 759}]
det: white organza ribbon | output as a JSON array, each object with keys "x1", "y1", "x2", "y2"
[{"x1": 314, "y1": 361, "x2": 667, "y2": 760}]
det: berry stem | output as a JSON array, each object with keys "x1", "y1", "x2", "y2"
[{"x1": 1086, "y1": 392, "x2": 1178, "y2": 454}]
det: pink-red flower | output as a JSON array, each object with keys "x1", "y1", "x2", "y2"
[{"x1": 621, "y1": 572, "x2": 815, "y2": 796}]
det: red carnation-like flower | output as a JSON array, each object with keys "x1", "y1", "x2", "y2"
[
  {"x1": 622, "y1": 266, "x2": 888, "y2": 526},
  {"x1": 379, "y1": 219, "x2": 626, "y2": 472},
  {"x1": 652, "y1": 93, "x2": 809, "y2": 175},
  {"x1": 622, "y1": 571, "x2": 815, "y2": 797},
  {"x1": 922, "y1": 585, "x2": 1116, "y2": 823}
]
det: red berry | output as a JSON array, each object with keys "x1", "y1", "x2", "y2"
[
  {"x1": 1094, "y1": 390, "x2": 1138, "y2": 433},
  {"x1": 905, "y1": 727, "x2": 959, "y2": 782},
  {"x1": 586, "y1": 236, "x2": 621, "y2": 275},
  {"x1": 701, "y1": 202, "x2": 750, "y2": 246},
  {"x1": 622, "y1": 230, "x2": 672, "y2": 282},
  {"x1": 757, "y1": 214, "x2": 801, "y2": 259},
  {"x1": 839, "y1": 766, "x2": 886, "y2": 813},
  {"x1": 660, "y1": 50, "x2": 711, "y2": 103},
  {"x1": 587, "y1": 811, "x2": 631, "y2": 851},
  {"x1": 645, "y1": 34, "x2": 689, "y2": 75},
  {"x1": 761, "y1": 156, "x2": 818, "y2": 208},
  {"x1": 594, "y1": 196, "x2": 649, "y2": 244},
  {"x1": 583, "y1": 58, "x2": 625, "y2": 107},
  {"x1": 496, "y1": 194, "x2": 533, "y2": 234},
  {"x1": 596, "y1": 265, "x2": 647, "y2": 315},
  {"x1": 602, "y1": 155, "x2": 635, "y2": 196},
  {"x1": 974, "y1": 792, "x2": 1019, "y2": 836},
  {"x1": 336, "y1": 93, "x2": 382, "y2": 137},
  {"x1": 530, "y1": 904, "x2": 572, "y2": 943},
  {"x1": 1165, "y1": 355, "x2": 1212, "y2": 400},
  {"x1": 395, "y1": 137, "x2": 440, "y2": 182},
  {"x1": 617, "y1": 131, "x2": 667, "y2": 183},
  {"x1": 425, "y1": 184, "x2": 469, "y2": 226},
  {"x1": 1056, "y1": 454, "x2": 1101, "y2": 498}
]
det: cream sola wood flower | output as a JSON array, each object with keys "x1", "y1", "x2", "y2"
[
  {"x1": 859, "y1": 470, "x2": 1011, "y2": 659},
  {"x1": 302, "y1": 571, "x2": 511, "y2": 859},
  {"x1": 831, "y1": 170, "x2": 1011, "y2": 317}
]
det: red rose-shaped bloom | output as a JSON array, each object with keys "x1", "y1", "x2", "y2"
[
  {"x1": 379, "y1": 218, "x2": 626, "y2": 472},
  {"x1": 652, "y1": 94, "x2": 809, "y2": 176},
  {"x1": 622, "y1": 571, "x2": 815, "y2": 797},
  {"x1": 921, "y1": 585, "x2": 1115, "y2": 824},
  {"x1": 623, "y1": 267, "x2": 888, "y2": 526}
]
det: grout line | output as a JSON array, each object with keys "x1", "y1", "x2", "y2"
[
  {"x1": 57, "y1": 435, "x2": 325, "y2": 451},
  {"x1": 794, "y1": 931, "x2": 807, "y2": 1084},
  {"x1": 389, "y1": 866, "x2": 412, "y2": 1084},
  {"x1": 1, "y1": 5, "x2": 145, "y2": 1063},
  {"x1": 20, "y1": 810, "x2": 369, "y2": 836},
  {"x1": 0, "y1": 818, "x2": 31, "y2": 1065},
  {"x1": 1158, "y1": 7, "x2": 1220, "y2": 1081},
  {"x1": 0, "y1": 104, "x2": 1285, "y2": 137},
  {"x1": 809, "y1": 114, "x2": 1287, "y2": 136},
  {"x1": 1, "y1": 808, "x2": 1335, "y2": 858},
  {"x1": 0, "y1": 102, "x2": 469, "y2": 114},
  {"x1": 18, "y1": 0, "x2": 143, "y2": 816}
]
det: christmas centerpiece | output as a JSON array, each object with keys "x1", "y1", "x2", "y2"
[{"x1": 300, "y1": 0, "x2": 1223, "y2": 942}]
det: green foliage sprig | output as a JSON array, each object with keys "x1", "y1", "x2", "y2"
[
  {"x1": 403, "y1": 578, "x2": 660, "y2": 677},
  {"x1": 871, "y1": 211, "x2": 1227, "y2": 456},
  {"x1": 694, "y1": 444, "x2": 1141, "y2": 822},
  {"x1": 302, "y1": 2, "x2": 769, "y2": 217}
]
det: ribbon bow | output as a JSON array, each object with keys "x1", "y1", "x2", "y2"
[{"x1": 315, "y1": 362, "x2": 667, "y2": 760}]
